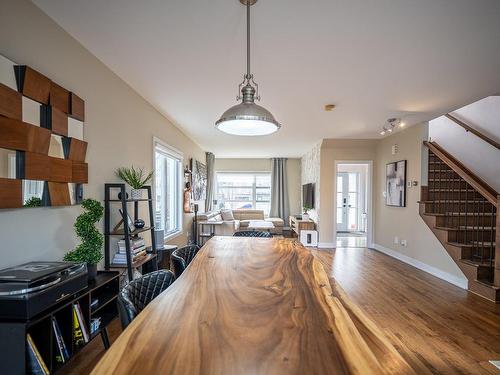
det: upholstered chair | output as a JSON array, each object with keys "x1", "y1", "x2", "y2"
[
  {"x1": 170, "y1": 244, "x2": 200, "y2": 279},
  {"x1": 117, "y1": 270, "x2": 175, "y2": 329},
  {"x1": 233, "y1": 231, "x2": 272, "y2": 238}
]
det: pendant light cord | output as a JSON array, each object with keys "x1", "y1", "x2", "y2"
[{"x1": 246, "y1": 1, "x2": 251, "y2": 78}]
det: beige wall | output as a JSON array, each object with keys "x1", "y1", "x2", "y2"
[
  {"x1": 319, "y1": 139, "x2": 377, "y2": 245},
  {"x1": 374, "y1": 123, "x2": 465, "y2": 280},
  {"x1": 0, "y1": 1, "x2": 205, "y2": 268},
  {"x1": 215, "y1": 158, "x2": 302, "y2": 216}
]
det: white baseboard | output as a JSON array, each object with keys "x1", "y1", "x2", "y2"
[
  {"x1": 318, "y1": 242, "x2": 335, "y2": 249},
  {"x1": 372, "y1": 243, "x2": 468, "y2": 290}
]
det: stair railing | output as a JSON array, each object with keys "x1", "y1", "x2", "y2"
[
  {"x1": 424, "y1": 141, "x2": 498, "y2": 285},
  {"x1": 445, "y1": 113, "x2": 500, "y2": 151}
]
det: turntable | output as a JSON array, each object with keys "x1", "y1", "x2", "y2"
[{"x1": 0, "y1": 261, "x2": 88, "y2": 319}]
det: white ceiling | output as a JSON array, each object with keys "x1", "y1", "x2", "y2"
[{"x1": 33, "y1": 0, "x2": 500, "y2": 157}]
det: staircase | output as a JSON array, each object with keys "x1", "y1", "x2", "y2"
[{"x1": 419, "y1": 141, "x2": 499, "y2": 302}]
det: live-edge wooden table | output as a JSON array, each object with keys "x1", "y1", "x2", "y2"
[{"x1": 91, "y1": 237, "x2": 415, "y2": 375}]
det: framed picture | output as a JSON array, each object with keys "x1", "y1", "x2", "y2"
[
  {"x1": 386, "y1": 160, "x2": 407, "y2": 207},
  {"x1": 190, "y1": 158, "x2": 207, "y2": 201}
]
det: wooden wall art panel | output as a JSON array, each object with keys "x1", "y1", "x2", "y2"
[
  {"x1": 19, "y1": 152, "x2": 50, "y2": 181},
  {"x1": 0, "y1": 116, "x2": 51, "y2": 154},
  {"x1": 64, "y1": 138, "x2": 87, "y2": 162},
  {"x1": 49, "y1": 82, "x2": 69, "y2": 113},
  {"x1": 14, "y1": 66, "x2": 51, "y2": 104},
  {"x1": 72, "y1": 162, "x2": 88, "y2": 184},
  {"x1": 48, "y1": 181, "x2": 71, "y2": 206},
  {"x1": 0, "y1": 178, "x2": 22, "y2": 208},
  {"x1": 41, "y1": 105, "x2": 68, "y2": 136},
  {"x1": 49, "y1": 157, "x2": 72, "y2": 183},
  {"x1": 0, "y1": 59, "x2": 87, "y2": 209},
  {"x1": 69, "y1": 92, "x2": 85, "y2": 121},
  {"x1": 0, "y1": 83, "x2": 22, "y2": 120}
]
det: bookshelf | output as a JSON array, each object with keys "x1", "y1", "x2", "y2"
[
  {"x1": 103, "y1": 184, "x2": 158, "y2": 281},
  {"x1": 0, "y1": 271, "x2": 119, "y2": 375}
]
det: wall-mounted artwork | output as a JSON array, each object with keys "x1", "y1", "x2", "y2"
[
  {"x1": 386, "y1": 160, "x2": 406, "y2": 207},
  {"x1": 190, "y1": 159, "x2": 207, "y2": 201},
  {"x1": 0, "y1": 54, "x2": 87, "y2": 209}
]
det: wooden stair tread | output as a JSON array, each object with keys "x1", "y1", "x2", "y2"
[
  {"x1": 418, "y1": 199, "x2": 487, "y2": 203},
  {"x1": 459, "y1": 259, "x2": 494, "y2": 268},
  {"x1": 447, "y1": 241, "x2": 496, "y2": 247},
  {"x1": 435, "y1": 226, "x2": 496, "y2": 231}
]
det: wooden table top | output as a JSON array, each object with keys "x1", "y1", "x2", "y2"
[{"x1": 91, "y1": 237, "x2": 415, "y2": 375}]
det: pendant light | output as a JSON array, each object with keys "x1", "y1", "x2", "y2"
[{"x1": 215, "y1": 0, "x2": 281, "y2": 136}]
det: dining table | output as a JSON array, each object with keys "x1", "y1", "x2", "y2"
[{"x1": 91, "y1": 236, "x2": 415, "y2": 375}]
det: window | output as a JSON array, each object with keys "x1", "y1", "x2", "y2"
[
  {"x1": 154, "y1": 138, "x2": 183, "y2": 239},
  {"x1": 216, "y1": 172, "x2": 271, "y2": 215}
]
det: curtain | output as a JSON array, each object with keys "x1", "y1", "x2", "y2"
[
  {"x1": 270, "y1": 158, "x2": 289, "y2": 220},
  {"x1": 205, "y1": 152, "x2": 215, "y2": 211}
]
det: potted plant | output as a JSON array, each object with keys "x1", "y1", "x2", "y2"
[
  {"x1": 115, "y1": 166, "x2": 153, "y2": 200},
  {"x1": 64, "y1": 199, "x2": 104, "y2": 280},
  {"x1": 302, "y1": 203, "x2": 313, "y2": 221}
]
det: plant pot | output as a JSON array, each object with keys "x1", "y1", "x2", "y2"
[
  {"x1": 302, "y1": 213, "x2": 310, "y2": 221},
  {"x1": 87, "y1": 263, "x2": 97, "y2": 281},
  {"x1": 131, "y1": 189, "x2": 143, "y2": 200}
]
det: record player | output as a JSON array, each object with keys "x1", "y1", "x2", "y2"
[{"x1": 0, "y1": 261, "x2": 88, "y2": 319}]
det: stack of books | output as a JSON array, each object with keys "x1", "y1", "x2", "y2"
[{"x1": 112, "y1": 237, "x2": 147, "y2": 265}]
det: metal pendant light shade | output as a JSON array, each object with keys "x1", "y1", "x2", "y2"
[{"x1": 215, "y1": 0, "x2": 281, "y2": 136}]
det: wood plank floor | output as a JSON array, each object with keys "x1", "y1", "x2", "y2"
[
  {"x1": 65, "y1": 245, "x2": 500, "y2": 374},
  {"x1": 313, "y1": 247, "x2": 500, "y2": 375}
]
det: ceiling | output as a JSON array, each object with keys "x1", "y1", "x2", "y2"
[{"x1": 33, "y1": 0, "x2": 500, "y2": 158}]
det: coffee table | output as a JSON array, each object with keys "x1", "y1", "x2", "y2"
[{"x1": 247, "y1": 220, "x2": 275, "y2": 233}]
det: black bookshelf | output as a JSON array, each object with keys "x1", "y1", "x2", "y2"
[
  {"x1": 104, "y1": 184, "x2": 158, "y2": 281},
  {"x1": 0, "y1": 271, "x2": 119, "y2": 375}
]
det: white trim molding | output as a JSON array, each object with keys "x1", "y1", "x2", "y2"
[
  {"x1": 372, "y1": 244, "x2": 468, "y2": 289},
  {"x1": 318, "y1": 242, "x2": 335, "y2": 249}
]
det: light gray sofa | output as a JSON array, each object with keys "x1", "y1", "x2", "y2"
[{"x1": 197, "y1": 209, "x2": 284, "y2": 235}]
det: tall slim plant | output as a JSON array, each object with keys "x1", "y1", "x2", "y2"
[{"x1": 64, "y1": 199, "x2": 104, "y2": 265}]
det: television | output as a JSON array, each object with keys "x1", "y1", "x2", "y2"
[{"x1": 302, "y1": 183, "x2": 315, "y2": 208}]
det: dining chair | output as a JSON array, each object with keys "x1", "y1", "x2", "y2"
[
  {"x1": 117, "y1": 270, "x2": 175, "y2": 329},
  {"x1": 233, "y1": 231, "x2": 272, "y2": 238},
  {"x1": 170, "y1": 244, "x2": 201, "y2": 279}
]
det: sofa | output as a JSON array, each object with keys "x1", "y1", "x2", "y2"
[{"x1": 197, "y1": 209, "x2": 284, "y2": 236}]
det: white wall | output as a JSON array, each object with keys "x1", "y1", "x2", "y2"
[
  {"x1": 429, "y1": 96, "x2": 500, "y2": 191},
  {"x1": 300, "y1": 142, "x2": 321, "y2": 223},
  {"x1": 0, "y1": 1, "x2": 206, "y2": 268}
]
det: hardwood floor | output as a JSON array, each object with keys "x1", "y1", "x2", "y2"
[
  {"x1": 65, "y1": 245, "x2": 500, "y2": 374},
  {"x1": 313, "y1": 247, "x2": 500, "y2": 375}
]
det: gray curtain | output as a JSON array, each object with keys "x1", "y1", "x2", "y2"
[
  {"x1": 205, "y1": 152, "x2": 215, "y2": 211},
  {"x1": 270, "y1": 158, "x2": 289, "y2": 220}
]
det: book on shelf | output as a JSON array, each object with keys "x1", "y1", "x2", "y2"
[
  {"x1": 52, "y1": 317, "x2": 69, "y2": 364},
  {"x1": 118, "y1": 237, "x2": 145, "y2": 247},
  {"x1": 90, "y1": 317, "x2": 102, "y2": 335},
  {"x1": 26, "y1": 333, "x2": 50, "y2": 375},
  {"x1": 112, "y1": 250, "x2": 147, "y2": 264},
  {"x1": 117, "y1": 244, "x2": 146, "y2": 254},
  {"x1": 73, "y1": 302, "x2": 89, "y2": 346}
]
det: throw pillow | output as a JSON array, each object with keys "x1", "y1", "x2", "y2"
[{"x1": 221, "y1": 209, "x2": 234, "y2": 221}]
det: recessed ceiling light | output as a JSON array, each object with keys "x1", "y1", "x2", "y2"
[{"x1": 324, "y1": 104, "x2": 336, "y2": 111}]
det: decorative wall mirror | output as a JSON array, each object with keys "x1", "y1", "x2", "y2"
[{"x1": 0, "y1": 54, "x2": 87, "y2": 209}]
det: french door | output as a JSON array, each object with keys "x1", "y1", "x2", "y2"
[{"x1": 336, "y1": 172, "x2": 359, "y2": 231}]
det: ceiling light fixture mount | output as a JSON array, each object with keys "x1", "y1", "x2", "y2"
[
  {"x1": 379, "y1": 118, "x2": 402, "y2": 136},
  {"x1": 215, "y1": 0, "x2": 281, "y2": 136}
]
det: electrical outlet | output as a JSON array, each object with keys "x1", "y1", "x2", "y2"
[
  {"x1": 401, "y1": 239, "x2": 408, "y2": 247},
  {"x1": 394, "y1": 236, "x2": 399, "y2": 245}
]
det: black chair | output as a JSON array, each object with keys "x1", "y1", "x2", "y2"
[
  {"x1": 233, "y1": 231, "x2": 272, "y2": 238},
  {"x1": 170, "y1": 244, "x2": 200, "y2": 279},
  {"x1": 117, "y1": 270, "x2": 175, "y2": 329}
]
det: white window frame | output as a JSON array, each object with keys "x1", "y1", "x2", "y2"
[
  {"x1": 153, "y1": 137, "x2": 183, "y2": 241},
  {"x1": 215, "y1": 171, "x2": 271, "y2": 215}
]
